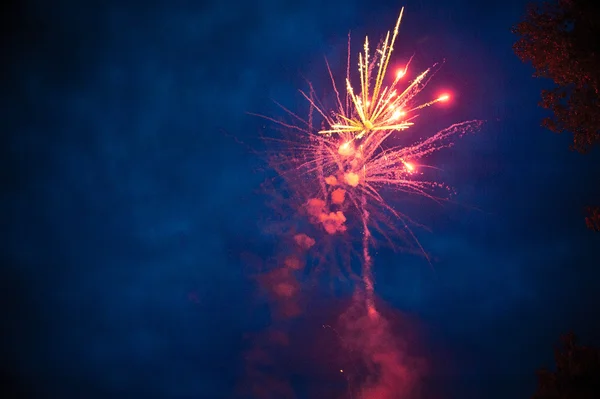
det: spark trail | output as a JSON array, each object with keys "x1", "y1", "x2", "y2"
[{"x1": 254, "y1": 7, "x2": 482, "y2": 319}]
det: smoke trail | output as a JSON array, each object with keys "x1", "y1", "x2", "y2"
[
  {"x1": 239, "y1": 230, "x2": 316, "y2": 398},
  {"x1": 337, "y1": 292, "x2": 428, "y2": 399}
]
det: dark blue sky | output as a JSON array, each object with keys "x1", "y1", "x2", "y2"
[{"x1": 2, "y1": 0, "x2": 599, "y2": 398}]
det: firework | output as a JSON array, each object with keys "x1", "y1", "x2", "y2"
[
  {"x1": 253, "y1": 7, "x2": 482, "y2": 317},
  {"x1": 304, "y1": 8, "x2": 450, "y2": 140}
]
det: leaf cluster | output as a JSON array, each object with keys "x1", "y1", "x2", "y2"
[
  {"x1": 533, "y1": 333, "x2": 600, "y2": 399},
  {"x1": 512, "y1": 0, "x2": 600, "y2": 153}
]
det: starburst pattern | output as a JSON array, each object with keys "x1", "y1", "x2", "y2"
[{"x1": 306, "y1": 8, "x2": 451, "y2": 139}]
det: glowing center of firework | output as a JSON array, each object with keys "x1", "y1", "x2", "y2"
[
  {"x1": 344, "y1": 172, "x2": 360, "y2": 187},
  {"x1": 338, "y1": 141, "x2": 355, "y2": 157},
  {"x1": 391, "y1": 109, "x2": 405, "y2": 120}
]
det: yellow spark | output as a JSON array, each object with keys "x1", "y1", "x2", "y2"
[{"x1": 315, "y1": 7, "x2": 447, "y2": 140}]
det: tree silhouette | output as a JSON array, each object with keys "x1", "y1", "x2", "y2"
[
  {"x1": 533, "y1": 333, "x2": 600, "y2": 399},
  {"x1": 585, "y1": 206, "x2": 600, "y2": 231},
  {"x1": 512, "y1": 0, "x2": 600, "y2": 153},
  {"x1": 512, "y1": 0, "x2": 600, "y2": 229}
]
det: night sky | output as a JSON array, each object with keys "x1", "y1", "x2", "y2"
[{"x1": 2, "y1": 0, "x2": 600, "y2": 398}]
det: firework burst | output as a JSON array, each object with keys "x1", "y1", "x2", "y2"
[
  {"x1": 307, "y1": 8, "x2": 450, "y2": 139},
  {"x1": 253, "y1": 7, "x2": 482, "y2": 316}
]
